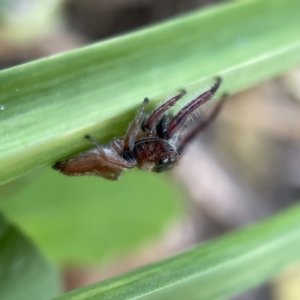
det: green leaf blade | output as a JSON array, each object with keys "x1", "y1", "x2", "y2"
[
  {"x1": 1, "y1": 0, "x2": 300, "y2": 184},
  {"x1": 54, "y1": 203, "x2": 300, "y2": 300}
]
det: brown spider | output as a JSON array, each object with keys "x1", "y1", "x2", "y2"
[{"x1": 53, "y1": 77, "x2": 225, "y2": 180}]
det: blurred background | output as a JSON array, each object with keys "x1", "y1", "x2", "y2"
[{"x1": 1, "y1": 0, "x2": 300, "y2": 299}]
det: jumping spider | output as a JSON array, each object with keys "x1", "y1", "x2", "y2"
[{"x1": 53, "y1": 77, "x2": 225, "y2": 180}]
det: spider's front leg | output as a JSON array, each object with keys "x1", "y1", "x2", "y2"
[
  {"x1": 177, "y1": 94, "x2": 227, "y2": 153},
  {"x1": 164, "y1": 77, "x2": 222, "y2": 139},
  {"x1": 142, "y1": 89, "x2": 186, "y2": 133}
]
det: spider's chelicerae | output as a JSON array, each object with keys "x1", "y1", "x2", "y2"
[{"x1": 53, "y1": 77, "x2": 225, "y2": 180}]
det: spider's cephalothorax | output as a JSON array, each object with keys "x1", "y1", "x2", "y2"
[{"x1": 53, "y1": 77, "x2": 225, "y2": 180}]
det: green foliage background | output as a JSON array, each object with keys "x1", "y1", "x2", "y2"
[{"x1": 0, "y1": 0, "x2": 300, "y2": 299}]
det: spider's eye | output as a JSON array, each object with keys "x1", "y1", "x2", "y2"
[
  {"x1": 158, "y1": 157, "x2": 175, "y2": 165},
  {"x1": 153, "y1": 156, "x2": 178, "y2": 173}
]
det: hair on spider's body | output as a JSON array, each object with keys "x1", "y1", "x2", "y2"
[{"x1": 53, "y1": 77, "x2": 225, "y2": 180}]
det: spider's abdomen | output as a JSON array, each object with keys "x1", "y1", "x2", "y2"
[
  {"x1": 53, "y1": 148, "x2": 126, "y2": 180},
  {"x1": 133, "y1": 138, "x2": 180, "y2": 173}
]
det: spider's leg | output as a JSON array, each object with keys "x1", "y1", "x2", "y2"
[
  {"x1": 123, "y1": 98, "x2": 149, "y2": 152},
  {"x1": 164, "y1": 77, "x2": 221, "y2": 139},
  {"x1": 85, "y1": 135, "x2": 135, "y2": 168},
  {"x1": 177, "y1": 94, "x2": 227, "y2": 154},
  {"x1": 142, "y1": 89, "x2": 186, "y2": 132}
]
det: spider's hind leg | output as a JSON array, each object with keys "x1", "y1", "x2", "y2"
[{"x1": 85, "y1": 135, "x2": 135, "y2": 168}]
